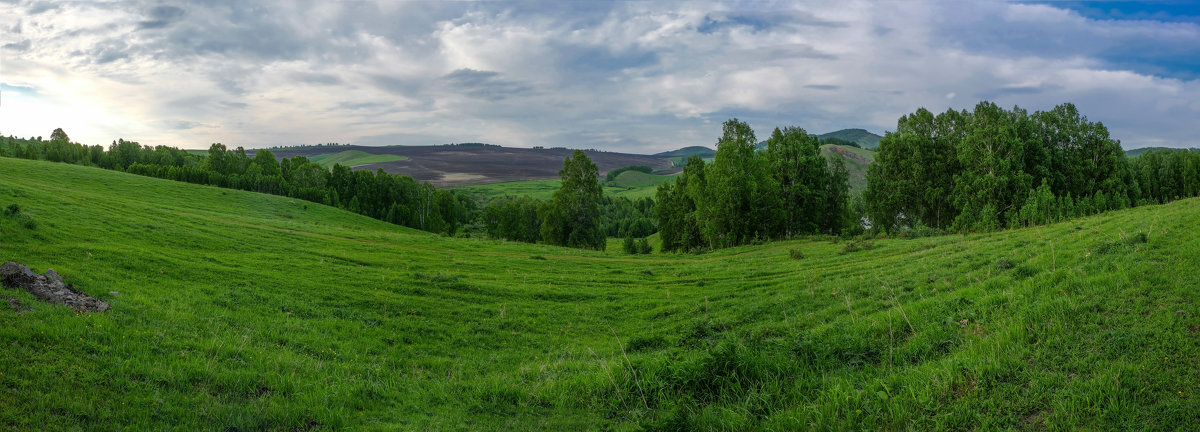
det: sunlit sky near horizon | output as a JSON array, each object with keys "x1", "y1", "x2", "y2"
[{"x1": 2, "y1": 1, "x2": 1199, "y2": 152}]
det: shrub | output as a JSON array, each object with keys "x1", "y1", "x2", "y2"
[
  {"x1": 622, "y1": 236, "x2": 637, "y2": 254},
  {"x1": 4, "y1": 203, "x2": 20, "y2": 216},
  {"x1": 788, "y1": 248, "x2": 804, "y2": 260},
  {"x1": 839, "y1": 238, "x2": 874, "y2": 255},
  {"x1": 636, "y1": 238, "x2": 652, "y2": 254}
]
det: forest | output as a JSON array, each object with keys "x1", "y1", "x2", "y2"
[{"x1": 864, "y1": 102, "x2": 1200, "y2": 233}]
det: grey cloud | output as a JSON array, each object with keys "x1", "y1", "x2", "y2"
[
  {"x1": 698, "y1": 10, "x2": 844, "y2": 34},
  {"x1": 442, "y1": 69, "x2": 534, "y2": 101},
  {"x1": 10, "y1": 19, "x2": 20, "y2": 34},
  {"x1": 220, "y1": 101, "x2": 248, "y2": 109},
  {"x1": 805, "y1": 84, "x2": 840, "y2": 90},
  {"x1": 2, "y1": 39, "x2": 30, "y2": 52},
  {"x1": 139, "y1": 5, "x2": 187, "y2": 30},
  {"x1": 161, "y1": 120, "x2": 210, "y2": 130},
  {"x1": 370, "y1": 75, "x2": 421, "y2": 97}
]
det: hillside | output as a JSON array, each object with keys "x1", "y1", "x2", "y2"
[
  {"x1": 1125, "y1": 147, "x2": 1198, "y2": 157},
  {"x1": 259, "y1": 144, "x2": 672, "y2": 187},
  {"x1": 823, "y1": 144, "x2": 875, "y2": 193},
  {"x1": 653, "y1": 146, "x2": 716, "y2": 159},
  {"x1": 819, "y1": 128, "x2": 883, "y2": 149},
  {"x1": 2, "y1": 157, "x2": 1198, "y2": 430},
  {"x1": 309, "y1": 150, "x2": 407, "y2": 168}
]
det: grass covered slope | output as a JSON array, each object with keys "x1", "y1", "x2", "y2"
[
  {"x1": 2, "y1": 157, "x2": 1199, "y2": 430},
  {"x1": 309, "y1": 150, "x2": 408, "y2": 168}
]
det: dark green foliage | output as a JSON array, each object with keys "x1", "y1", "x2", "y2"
[
  {"x1": 636, "y1": 237, "x2": 652, "y2": 254},
  {"x1": 656, "y1": 120, "x2": 855, "y2": 252},
  {"x1": 788, "y1": 248, "x2": 804, "y2": 260},
  {"x1": 838, "y1": 237, "x2": 874, "y2": 255},
  {"x1": 542, "y1": 150, "x2": 605, "y2": 250},
  {"x1": 865, "y1": 102, "x2": 1162, "y2": 234},
  {"x1": 4, "y1": 203, "x2": 19, "y2": 216}
]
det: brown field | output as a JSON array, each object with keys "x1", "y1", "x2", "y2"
[{"x1": 263, "y1": 144, "x2": 675, "y2": 187}]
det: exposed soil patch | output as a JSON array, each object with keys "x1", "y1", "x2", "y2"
[
  {"x1": 260, "y1": 144, "x2": 673, "y2": 187},
  {"x1": 1, "y1": 262, "x2": 110, "y2": 312}
]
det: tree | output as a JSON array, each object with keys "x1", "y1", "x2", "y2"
[
  {"x1": 541, "y1": 150, "x2": 605, "y2": 250},
  {"x1": 50, "y1": 128, "x2": 69, "y2": 143},
  {"x1": 765, "y1": 126, "x2": 826, "y2": 236},
  {"x1": 700, "y1": 118, "x2": 779, "y2": 248}
]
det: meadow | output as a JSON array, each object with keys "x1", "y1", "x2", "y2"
[
  {"x1": 1, "y1": 156, "x2": 1197, "y2": 430},
  {"x1": 457, "y1": 170, "x2": 675, "y2": 201},
  {"x1": 308, "y1": 150, "x2": 408, "y2": 169}
]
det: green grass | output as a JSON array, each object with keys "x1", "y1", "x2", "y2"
[
  {"x1": 309, "y1": 150, "x2": 407, "y2": 168},
  {"x1": 457, "y1": 175, "x2": 670, "y2": 201},
  {"x1": 2, "y1": 156, "x2": 1198, "y2": 430}
]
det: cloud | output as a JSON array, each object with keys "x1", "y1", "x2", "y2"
[
  {"x1": 0, "y1": 0, "x2": 1196, "y2": 152},
  {"x1": 139, "y1": 5, "x2": 186, "y2": 30},
  {"x1": 442, "y1": 68, "x2": 534, "y2": 101},
  {"x1": 2, "y1": 39, "x2": 30, "y2": 52}
]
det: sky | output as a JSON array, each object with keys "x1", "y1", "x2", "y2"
[{"x1": 2, "y1": 1, "x2": 1199, "y2": 152}]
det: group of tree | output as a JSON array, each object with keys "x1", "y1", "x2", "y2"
[
  {"x1": 0, "y1": 133, "x2": 472, "y2": 235},
  {"x1": 480, "y1": 150, "x2": 656, "y2": 250},
  {"x1": 655, "y1": 119, "x2": 853, "y2": 252},
  {"x1": 864, "y1": 101, "x2": 1200, "y2": 233}
]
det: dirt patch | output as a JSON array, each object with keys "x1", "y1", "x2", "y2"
[
  {"x1": 1, "y1": 262, "x2": 110, "y2": 312},
  {"x1": 829, "y1": 146, "x2": 870, "y2": 164}
]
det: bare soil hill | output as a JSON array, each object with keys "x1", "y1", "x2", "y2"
[{"x1": 262, "y1": 144, "x2": 674, "y2": 187}]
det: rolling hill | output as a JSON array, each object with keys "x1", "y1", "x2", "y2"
[
  {"x1": 819, "y1": 128, "x2": 884, "y2": 149},
  {"x1": 308, "y1": 150, "x2": 407, "y2": 168},
  {"x1": 1125, "y1": 147, "x2": 1198, "y2": 157},
  {"x1": 4, "y1": 157, "x2": 1198, "y2": 430},
  {"x1": 260, "y1": 144, "x2": 673, "y2": 187}
]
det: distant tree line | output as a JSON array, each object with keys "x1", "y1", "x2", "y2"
[
  {"x1": 864, "y1": 101, "x2": 1200, "y2": 233},
  {"x1": 655, "y1": 119, "x2": 853, "y2": 252}
]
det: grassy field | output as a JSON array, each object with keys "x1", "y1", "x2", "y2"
[
  {"x1": 310, "y1": 150, "x2": 408, "y2": 168},
  {"x1": 2, "y1": 156, "x2": 1198, "y2": 430},
  {"x1": 456, "y1": 172, "x2": 672, "y2": 201}
]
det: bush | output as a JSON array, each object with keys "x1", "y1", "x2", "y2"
[
  {"x1": 3, "y1": 203, "x2": 19, "y2": 216},
  {"x1": 788, "y1": 248, "x2": 804, "y2": 260},
  {"x1": 838, "y1": 238, "x2": 874, "y2": 255},
  {"x1": 623, "y1": 236, "x2": 637, "y2": 254},
  {"x1": 636, "y1": 237, "x2": 652, "y2": 254}
]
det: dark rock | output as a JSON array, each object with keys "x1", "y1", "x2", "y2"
[
  {"x1": 6, "y1": 297, "x2": 31, "y2": 313},
  {"x1": 1, "y1": 261, "x2": 109, "y2": 312}
]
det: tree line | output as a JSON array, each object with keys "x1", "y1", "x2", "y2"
[
  {"x1": 864, "y1": 101, "x2": 1200, "y2": 233},
  {"x1": 655, "y1": 119, "x2": 853, "y2": 252}
]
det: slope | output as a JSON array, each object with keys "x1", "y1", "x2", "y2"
[
  {"x1": 1, "y1": 157, "x2": 1197, "y2": 430},
  {"x1": 308, "y1": 150, "x2": 408, "y2": 168},
  {"x1": 819, "y1": 128, "x2": 884, "y2": 149}
]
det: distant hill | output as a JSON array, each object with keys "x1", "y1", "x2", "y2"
[
  {"x1": 654, "y1": 146, "x2": 715, "y2": 158},
  {"x1": 818, "y1": 129, "x2": 883, "y2": 149},
  {"x1": 822, "y1": 144, "x2": 875, "y2": 193},
  {"x1": 1126, "y1": 147, "x2": 1198, "y2": 157},
  {"x1": 309, "y1": 150, "x2": 407, "y2": 168}
]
